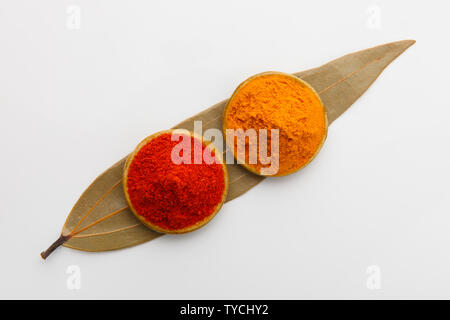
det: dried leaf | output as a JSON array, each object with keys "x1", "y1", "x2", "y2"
[{"x1": 41, "y1": 40, "x2": 415, "y2": 258}]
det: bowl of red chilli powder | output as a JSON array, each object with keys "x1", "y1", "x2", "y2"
[{"x1": 123, "y1": 130, "x2": 229, "y2": 234}]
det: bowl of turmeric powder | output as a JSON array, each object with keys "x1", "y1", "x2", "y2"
[
  {"x1": 123, "y1": 130, "x2": 229, "y2": 234},
  {"x1": 223, "y1": 71, "x2": 328, "y2": 177}
]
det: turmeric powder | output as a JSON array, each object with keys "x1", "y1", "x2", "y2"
[{"x1": 223, "y1": 72, "x2": 327, "y2": 176}]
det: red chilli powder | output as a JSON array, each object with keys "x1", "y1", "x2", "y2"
[{"x1": 125, "y1": 133, "x2": 226, "y2": 231}]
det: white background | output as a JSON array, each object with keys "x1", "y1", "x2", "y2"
[{"x1": 0, "y1": 0, "x2": 449, "y2": 299}]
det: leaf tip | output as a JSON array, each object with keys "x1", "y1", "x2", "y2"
[{"x1": 399, "y1": 39, "x2": 416, "y2": 49}]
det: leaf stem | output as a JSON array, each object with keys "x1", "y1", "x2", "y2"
[{"x1": 40, "y1": 234, "x2": 71, "y2": 260}]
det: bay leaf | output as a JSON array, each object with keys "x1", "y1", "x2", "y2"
[{"x1": 41, "y1": 40, "x2": 415, "y2": 259}]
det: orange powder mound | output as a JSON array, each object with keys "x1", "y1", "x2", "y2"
[{"x1": 223, "y1": 72, "x2": 327, "y2": 176}]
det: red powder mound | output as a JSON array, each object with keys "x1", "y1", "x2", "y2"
[{"x1": 126, "y1": 133, "x2": 225, "y2": 231}]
